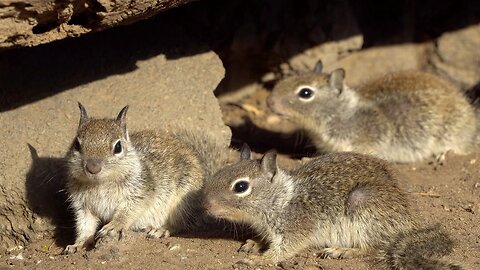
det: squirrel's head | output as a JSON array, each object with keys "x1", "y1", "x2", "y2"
[
  {"x1": 67, "y1": 103, "x2": 137, "y2": 184},
  {"x1": 267, "y1": 60, "x2": 347, "y2": 124},
  {"x1": 203, "y1": 144, "x2": 291, "y2": 226}
]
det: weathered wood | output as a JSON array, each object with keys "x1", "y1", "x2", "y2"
[{"x1": 0, "y1": 0, "x2": 196, "y2": 48}]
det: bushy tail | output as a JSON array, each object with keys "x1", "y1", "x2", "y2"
[
  {"x1": 172, "y1": 128, "x2": 230, "y2": 178},
  {"x1": 378, "y1": 226, "x2": 462, "y2": 270}
]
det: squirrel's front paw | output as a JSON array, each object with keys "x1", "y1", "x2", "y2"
[
  {"x1": 146, "y1": 227, "x2": 170, "y2": 238},
  {"x1": 238, "y1": 239, "x2": 262, "y2": 254},
  {"x1": 62, "y1": 243, "x2": 82, "y2": 255},
  {"x1": 95, "y1": 223, "x2": 127, "y2": 244}
]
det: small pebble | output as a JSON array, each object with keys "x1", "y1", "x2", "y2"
[
  {"x1": 442, "y1": 205, "x2": 452, "y2": 212},
  {"x1": 9, "y1": 253, "x2": 24, "y2": 260},
  {"x1": 167, "y1": 242, "x2": 181, "y2": 251},
  {"x1": 169, "y1": 244, "x2": 181, "y2": 251}
]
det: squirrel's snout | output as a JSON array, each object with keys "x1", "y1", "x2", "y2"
[
  {"x1": 86, "y1": 159, "x2": 103, "y2": 175},
  {"x1": 203, "y1": 198, "x2": 222, "y2": 216}
]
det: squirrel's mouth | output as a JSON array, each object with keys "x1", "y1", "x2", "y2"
[
  {"x1": 203, "y1": 199, "x2": 240, "y2": 221},
  {"x1": 204, "y1": 199, "x2": 251, "y2": 223},
  {"x1": 203, "y1": 199, "x2": 224, "y2": 217},
  {"x1": 77, "y1": 172, "x2": 102, "y2": 183}
]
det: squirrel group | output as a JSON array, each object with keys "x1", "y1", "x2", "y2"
[
  {"x1": 268, "y1": 61, "x2": 478, "y2": 163},
  {"x1": 60, "y1": 58, "x2": 470, "y2": 270}
]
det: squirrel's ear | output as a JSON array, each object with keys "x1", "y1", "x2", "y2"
[
  {"x1": 313, "y1": 60, "x2": 323, "y2": 73},
  {"x1": 240, "y1": 143, "x2": 252, "y2": 161},
  {"x1": 78, "y1": 102, "x2": 88, "y2": 125},
  {"x1": 261, "y1": 150, "x2": 277, "y2": 179},
  {"x1": 116, "y1": 105, "x2": 129, "y2": 134},
  {"x1": 329, "y1": 68, "x2": 345, "y2": 93}
]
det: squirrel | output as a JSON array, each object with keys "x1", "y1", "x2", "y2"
[
  {"x1": 62, "y1": 103, "x2": 227, "y2": 254},
  {"x1": 202, "y1": 144, "x2": 461, "y2": 270},
  {"x1": 267, "y1": 61, "x2": 477, "y2": 163}
]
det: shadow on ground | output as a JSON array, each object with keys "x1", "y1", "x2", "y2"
[
  {"x1": 228, "y1": 117, "x2": 317, "y2": 158},
  {"x1": 25, "y1": 144, "x2": 75, "y2": 248}
]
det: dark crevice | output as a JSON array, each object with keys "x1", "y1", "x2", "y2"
[
  {"x1": 89, "y1": 0, "x2": 107, "y2": 13},
  {"x1": 67, "y1": 11, "x2": 93, "y2": 27},
  {"x1": 66, "y1": 0, "x2": 107, "y2": 28},
  {"x1": 32, "y1": 21, "x2": 61, "y2": 34}
]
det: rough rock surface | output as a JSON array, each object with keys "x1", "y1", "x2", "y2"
[
  {"x1": 429, "y1": 24, "x2": 480, "y2": 93},
  {"x1": 0, "y1": 0, "x2": 196, "y2": 48}
]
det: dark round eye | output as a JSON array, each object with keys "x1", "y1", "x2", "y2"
[
  {"x1": 114, "y1": 141, "x2": 122, "y2": 154},
  {"x1": 73, "y1": 138, "x2": 81, "y2": 151},
  {"x1": 233, "y1": 181, "x2": 249, "y2": 194},
  {"x1": 297, "y1": 88, "x2": 314, "y2": 99}
]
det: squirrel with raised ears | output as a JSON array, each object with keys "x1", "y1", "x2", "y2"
[
  {"x1": 203, "y1": 145, "x2": 461, "y2": 269},
  {"x1": 62, "y1": 103, "x2": 227, "y2": 254},
  {"x1": 267, "y1": 61, "x2": 477, "y2": 163}
]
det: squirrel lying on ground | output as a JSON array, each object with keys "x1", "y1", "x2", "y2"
[{"x1": 203, "y1": 145, "x2": 461, "y2": 269}]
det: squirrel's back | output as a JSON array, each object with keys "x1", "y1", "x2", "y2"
[
  {"x1": 290, "y1": 153, "x2": 408, "y2": 215},
  {"x1": 129, "y1": 130, "x2": 207, "y2": 192},
  {"x1": 358, "y1": 71, "x2": 475, "y2": 123}
]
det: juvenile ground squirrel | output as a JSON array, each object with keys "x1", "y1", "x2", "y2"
[
  {"x1": 203, "y1": 145, "x2": 461, "y2": 269},
  {"x1": 63, "y1": 103, "x2": 227, "y2": 254},
  {"x1": 267, "y1": 61, "x2": 477, "y2": 163}
]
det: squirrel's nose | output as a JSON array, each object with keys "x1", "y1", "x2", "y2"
[{"x1": 86, "y1": 159, "x2": 103, "y2": 175}]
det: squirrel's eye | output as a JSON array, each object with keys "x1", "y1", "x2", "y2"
[
  {"x1": 114, "y1": 141, "x2": 122, "y2": 154},
  {"x1": 233, "y1": 181, "x2": 249, "y2": 194},
  {"x1": 297, "y1": 87, "x2": 314, "y2": 99},
  {"x1": 73, "y1": 138, "x2": 81, "y2": 151}
]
